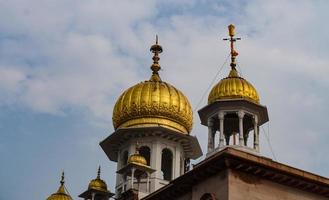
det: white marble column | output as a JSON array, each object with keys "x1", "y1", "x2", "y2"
[
  {"x1": 146, "y1": 172, "x2": 150, "y2": 193},
  {"x1": 238, "y1": 111, "x2": 245, "y2": 146},
  {"x1": 218, "y1": 112, "x2": 225, "y2": 147},
  {"x1": 174, "y1": 146, "x2": 181, "y2": 178},
  {"x1": 123, "y1": 175, "x2": 127, "y2": 191},
  {"x1": 253, "y1": 115, "x2": 258, "y2": 151},
  {"x1": 131, "y1": 168, "x2": 135, "y2": 189},
  {"x1": 91, "y1": 193, "x2": 95, "y2": 200},
  {"x1": 151, "y1": 141, "x2": 161, "y2": 179},
  {"x1": 129, "y1": 142, "x2": 136, "y2": 156},
  {"x1": 207, "y1": 118, "x2": 215, "y2": 153},
  {"x1": 150, "y1": 141, "x2": 162, "y2": 191}
]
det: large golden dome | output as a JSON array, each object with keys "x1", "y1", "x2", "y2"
[
  {"x1": 112, "y1": 37, "x2": 193, "y2": 133},
  {"x1": 46, "y1": 173, "x2": 72, "y2": 200},
  {"x1": 208, "y1": 68, "x2": 259, "y2": 104},
  {"x1": 88, "y1": 167, "x2": 108, "y2": 192}
]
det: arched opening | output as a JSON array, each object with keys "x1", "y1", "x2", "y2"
[
  {"x1": 161, "y1": 148, "x2": 173, "y2": 181},
  {"x1": 122, "y1": 151, "x2": 128, "y2": 166},
  {"x1": 243, "y1": 113, "x2": 254, "y2": 147},
  {"x1": 200, "y1": 193, "x2": 217, "y2": 200},
  {"x1": 139, "y1": 146, "x2": 151, "y2": 166}
]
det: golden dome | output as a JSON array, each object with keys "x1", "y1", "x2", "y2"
[
  {"x1": 112, "y1": 37, "x2": 193, "y2": 133},
  {"x1": 208, "y1": 68, "x2": 260, "y2": 104},
  {"x1": 46, "y1": 172, "x2": 72, "y2": 200},
  {"x1": 128, "y1": 153, "x2": 148, "y2": 166},
  {"x1": 209, "y1": 24, "x2": 259, "y2": 104},
  {"x1": 88, "y1": 166, "x2": 108, "y2": 192}
]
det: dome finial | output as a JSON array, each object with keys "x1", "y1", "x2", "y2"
[
  {"x1": 60, "y1": 171, "x2": 65, "y2": 186},
  {"x1": 150, "y1": 35, "x2": 163, "y2": 81},
  {"x1": 46, "y1": 171, "x2": 73, "y2": 200},
  {"x1": 223, "y1": 24, "x2": 241, "y2": 72},
  {"x1": 97, "y1": 166, "x2": 101, "y2": 179},
  {"x1": 55, "y1": 171, "x2": 67, "y2": 194}
]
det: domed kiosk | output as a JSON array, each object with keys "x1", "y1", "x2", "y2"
[
  {"x1": 79, "y1": 167, "x2": 114, "y2": 200},
  {"x1": 100, "y1": 36, "x2": 202, "y2": 199},
  {"x1": 198, "y1": 24, "x2": 269, "y2": 155}
]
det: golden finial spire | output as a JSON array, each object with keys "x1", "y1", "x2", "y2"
[
  {"x1": 56, "y1": 171, "x2": 66, "y2": 194},
  {"x1": 223, "y1": 24, "x2": 241, "y2": 72},
  {"x1": 97, "y1": 166, "x2": 101, "y2": 179},
  {"x1": 150, "y1": 35, "x2": 163, "y2": 81},
  {"x1": 60, "y1": 171, "x2": 65, "y2": 186}
]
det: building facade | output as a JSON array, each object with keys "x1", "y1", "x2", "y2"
[{"x1": 45, "y1": 25, "x2": 329, "y2": 200}]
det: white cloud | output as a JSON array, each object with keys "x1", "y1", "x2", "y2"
[{"x1": 1, "y1": 0, "x2": 329, "y2": 199}]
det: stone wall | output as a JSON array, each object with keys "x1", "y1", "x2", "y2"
[{"x1": 228, "y1": 169, "x2": 327, "y2": 200}]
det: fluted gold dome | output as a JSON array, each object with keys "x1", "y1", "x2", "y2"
[
  {"x1": 88, "y1": 167, "x2": 108, "y2": 192},
  {"x1": 47, "y1": 173, "x2": 72, "y2": 200},
  {"x1": 128, "y1": 153, "x2": 148, "y2": 166},
  {"x1": 112, "y1": 37, "x2": 193, "y2": 133},
  {"x1": 47, "y1": 189, "x2": 72, "y2": 200},
  {"x1": 208, "y1": 68, "x2": 259, "y2": 104}
]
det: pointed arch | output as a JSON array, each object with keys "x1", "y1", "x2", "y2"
[
  {"x1": 161, "y1": 148, "x2": 173, "y2": 181},
  {"x1": 139, "y1": 146, "x2": 151, "y2": 166},
  {"x1": 200, "y1": 193, "x2": 217, "y2": 200}
]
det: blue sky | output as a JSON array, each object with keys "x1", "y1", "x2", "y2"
[{"x1": 1, "y1": 0, "x2": 329, "y2": 199}]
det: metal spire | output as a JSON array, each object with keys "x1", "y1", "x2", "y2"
[
  {"x1": 60, "y1": 171, "x2": 65, "y2": 186},
  {"x1": 56, "y1": 171, "x2": 67, "y2": 194},
  {"x1": 150, "y1": 35, "x2": 163, "y2": 81},
  {"x1": 97, "y1": 166, "x2": 101, "y2": 179},
  {"x1": 223, "y1": 24, "x2": 241, "y2": 70}
]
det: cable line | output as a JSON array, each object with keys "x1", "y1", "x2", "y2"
[
  {"x1": 193, "y1": 53, "x2": 230, "y2": 112},
  {"x1": 261, "y1": 123, "x2": 277, "y2": 161}
]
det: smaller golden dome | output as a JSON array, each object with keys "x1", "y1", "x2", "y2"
[
  {"x1": 209, "y1": 24, "x2": 259, "y2": 104},
  {"x1": 88, "y1": 166, "x2": 108, "y2": 192},
  {"x1": 208, "y1": 68, "x2": 260, "y2": 104},
  {"x1": 128, "y1": 154, "x2": 147, "y2": 166},
  {"x1": 46, "y1": 172, "x2": 72, "y2": 200}
]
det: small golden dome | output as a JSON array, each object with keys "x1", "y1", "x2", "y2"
[
  {"x1": 128, "y1": 153, "x2": 148, "y2": 166},
  {"x1": 46, "y1": 172, "x2": 72, "y2": 200},
  {"x1": 112, "y1": 37, "x2": 193, "y2": 133},
  {"x1": 208, "y1": 68, "x2": 260, "y2": 104},
  {"x1": 88, "y1": 166, "x2": 108, "y2": 192}
]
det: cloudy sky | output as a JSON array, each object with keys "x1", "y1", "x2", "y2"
[{"x1": 1, "y1": 0, "x2": 329, "y2": 199}]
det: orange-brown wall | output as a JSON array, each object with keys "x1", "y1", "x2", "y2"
[
  {"x1": 175, "y1": 169, "x2": 326, "y2": 200},
  {"x1": 228, "y1": 169, "x2": 327, "y2": 200},
  {"x1": 176, "y1": 170, "x2": 228, "y2": 200}
]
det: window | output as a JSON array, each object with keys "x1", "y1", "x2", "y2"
[
  {"x1": 200, "y1": 193, "x2": 217, "y2": 200},
  {"x1": 139, "y1": 146, "x2": 151, "y2": 166},
  {"x1": 161, "y1": 148, "x2": 173, "y2": 181}
]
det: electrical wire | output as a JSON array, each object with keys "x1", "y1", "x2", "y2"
[
  {"x1": 236, "y1": 61, "x2": 244, "y2": 77},
  {"x1": 261, "y1": 123, "x2": 277, "y2": 161},
  {"x1": 64, "y1": 185, "x2": 72, "y2": 197},
  {"x1": 193, "y1": 53, "x2": 230, "y2": 112}
]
